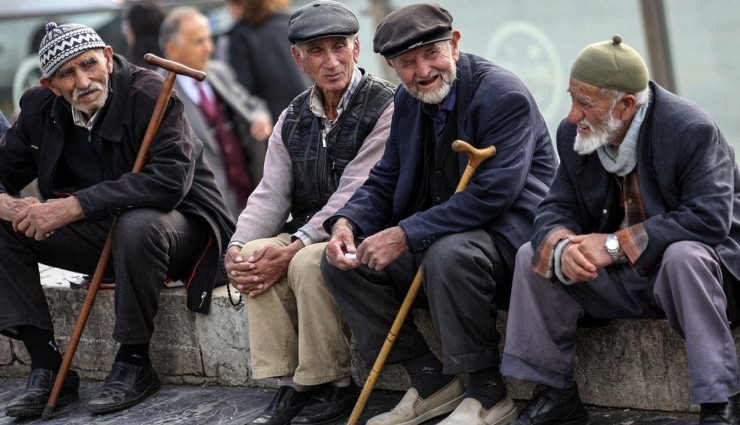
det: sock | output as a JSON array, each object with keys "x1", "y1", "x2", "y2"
[
  {"x1": 547, "y1": 384, "x2": 575, "y2": 396},
  {"x1": 280, "y1": 376, "x2": 312, "y2": 392},
  {"x1": 402, "y1": 352, "x2": 453, "y2": 399},
  {"x1": 115, "y1": 342, "x2": 151, "y2": 367},
  {"x1": 332, "y1": 376, "x2": 351, "y2": 388},
  {"x1": 18, "y1": 326, "x2": 62, "y2": 371},
  {"x1": 466, "y1": 366, "x2": 507, "y2": 409}
]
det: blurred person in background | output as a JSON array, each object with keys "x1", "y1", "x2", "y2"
[
  {"x1": 162, "y1": 6, "x2": 273, "y2": 217},
  {"x1": 219, "y1": 0, "x2": 309, "y2": 122},
  {"x1": 122, "y1": 0, "x2": 165, "y2": 69},
  {"x1": 0, "y1": 110, "x2": 8, "y2": 135}
]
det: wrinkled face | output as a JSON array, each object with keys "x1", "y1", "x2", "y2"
[
  {"x1": 390, "y1": 34, "x2": 459, "y2": 105},
  {"x1": 567, "y1": 78, "x2": 627, "y2": 155},
  {"x1": 165, "y1": 14, "x2": 213, "y2": 71},
  {"x1": 292, "y1": 36, "x2": 359, "y2": 99},
  {"x1": 41, "y1": 47, "x2": 113, "y2": 117}
]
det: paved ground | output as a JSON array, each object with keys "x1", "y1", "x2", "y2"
[
  {"x1": 0, "y1": 377, "x2": 700, "y2": 424},
  {"x1": 1, "y1": 267, "x2": 701, "y2": 424}
]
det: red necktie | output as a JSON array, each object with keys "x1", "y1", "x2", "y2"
[{"x1": 195, "y1": 82, "x2": 253, "y2": 207}]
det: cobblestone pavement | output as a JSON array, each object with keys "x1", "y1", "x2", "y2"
[{"x1": 0, "y1": 377, "x2": 700, "y2": 424}]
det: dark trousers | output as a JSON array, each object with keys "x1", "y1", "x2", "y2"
[
  {"x1": 0, "y1": 208, "x2": 207, "y2": 345},
  {"x1": 321, "y1": 229, "x2": 515, "y2": 375}
]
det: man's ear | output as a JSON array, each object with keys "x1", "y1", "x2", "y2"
[
  {"x1": 103, "y1": 46, "x2": 114, "y2": 73},
  {"x1": 615, "y1": 94, "x2": 638, "y2": 121},
  {"x1": 291, "y1": 45, "x2": 306, "y2": 74},
  {"x1": 40, "y1": 78, "x2": 61, "y2": 97},
  {"x1": 449, "y1": 30, "x2": 461, "y2": 61}
]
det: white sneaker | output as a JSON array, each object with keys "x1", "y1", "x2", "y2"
[
  {"x1": 366, "y1": 377, "x2": 466, "y2": 425},
  {"x1": 438, "y1": 396, "x2": 518, "y2": 425}
]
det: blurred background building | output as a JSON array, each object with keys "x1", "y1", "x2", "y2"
[{"x1": 0, "y1": 0, "x2": 737, "y2": 154}]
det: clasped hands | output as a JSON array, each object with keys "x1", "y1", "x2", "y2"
[
  {"x1": 559, "y1": 233, "x2": 614, "y2": 282},
  {"x1": 325, "y1": 218, "x2": 408, "y2": 271},
  {"x1": 225, "y1": 242, "x2": 300, "y2": 298},
  {"x1": 0, "y1": 194, "x2": 83, "y2": 241}
]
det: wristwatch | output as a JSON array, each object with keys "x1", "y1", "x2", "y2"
[{"x1": 604, "y1": 234, "x2": 620, "y2": 263}]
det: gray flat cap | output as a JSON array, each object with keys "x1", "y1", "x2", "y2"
[
  {"x1": 288, "y1": 0, "x2": 359, "y2": 45},
  {"x1": 373, "y1": 3, "x2": 453, "y2": 59}
]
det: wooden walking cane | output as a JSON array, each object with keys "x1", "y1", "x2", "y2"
[
  {"x1": 347, "y1": 140, "x2": 497, "y2": 425},
  {"x1": 41, "y1": 54, "x2": 205, "y2": 420}
]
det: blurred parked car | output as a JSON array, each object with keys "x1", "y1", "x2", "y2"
[{"x1": 0, "y1": 0, "x2": 228, "y2": 116}]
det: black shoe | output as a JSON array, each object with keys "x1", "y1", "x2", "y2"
[
  {"x1": 291, "y1": 381, "x2": 360, "y2": 424},
  {"x1": 700, "y1": 393, "x2": 740, "y2": 424},
  {"x1": 513, "y1": 384, "x2": 589, "y2": 425},
  {"x1": 5, "y1": 368, "x2": 80, "y2": 418},
  {"x1": 87, "y1": 361, "x2": 161, "y2": 414},
  {"x1": 246, "y1": 386, "x2": 313, "y2": 425}
]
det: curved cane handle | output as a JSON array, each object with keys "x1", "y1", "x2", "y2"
[{"x1": 144, "y1": 54, "x2": 206, "y2": 82}]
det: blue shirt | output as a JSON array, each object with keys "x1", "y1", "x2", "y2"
[{"x1": 421, "y1": 81, "x2": 458, "y2": 141}]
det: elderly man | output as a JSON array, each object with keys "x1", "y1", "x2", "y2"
[
  {"x1": 161, "y1": 6, "x2": 273, "y2": 217},
  {"x1": 321, "y1": 4, "x2": 557, "y2": 425},
  {"x1": 223, "y1": 1, "x2": 395, "y2": 424},
  {"x1": 501, "y1": 36, "x2": 740, "y2": 425},
  {"x1": 0, "y1": 22, "x2": 234, "y2": 417}
]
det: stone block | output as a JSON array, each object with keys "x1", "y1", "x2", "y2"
[
  {"x1": 194, "y1": 285, "x2": 251, "y2": 386},
  {"x1": 2, "y1": 266, "x2": 739, "y2": 413}
]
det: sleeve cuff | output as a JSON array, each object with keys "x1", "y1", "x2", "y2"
[{"x1": 553, "y1": 238, "x2": 577, "y2": 285}]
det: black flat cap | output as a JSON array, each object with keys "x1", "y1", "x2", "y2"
[
  {"x1": 288, "y1": 0, "x2": 359, "y2": 44},
  {"x1": 373, "y1": 3, "x2": 453, "y2": 59}
]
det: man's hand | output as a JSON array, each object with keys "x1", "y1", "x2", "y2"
[
  {"x1": 0, "y1": 193, "x2": 40, "y2": 222},
  {"x1": 560, "y1": 233, "x2": 612, "y2": 282},
  {"x1": 226, "y1": 241, "x2": 302, "y2": 298},
  {"x1": 11, "y1": 196, "x2": 83, "y2": 241},
  {"x1": 356, "y1": 225, "x2": 408, "y2": 271},
  {"x1": 225, "y1": 244, "x2": 253, "y2": 290},
  {"x1": 250, "y1": 113, "x2": 273, "y2": 142},
  {"x1": 325, "y1": 218, "x2": 359, "y2": 270}
]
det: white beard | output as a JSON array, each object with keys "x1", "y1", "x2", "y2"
[
  {"x1": 573, "y1": 110, "x2": 623, "y2": 155},
  {"x1": 406, "y1": 56, "x2": 457, "y2": 105}
]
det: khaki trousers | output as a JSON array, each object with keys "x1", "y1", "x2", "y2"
[{"x1": 242, "y1": 233, "x2": 352, "y2": 385}]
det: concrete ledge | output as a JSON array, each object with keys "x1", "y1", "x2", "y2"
[{"x1": 2, "y1": 267, "x2": 738, "y2": 413}]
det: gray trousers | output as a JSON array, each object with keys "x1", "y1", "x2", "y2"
[
  {"x1": 0, "y1": 208, "x2": 207, "y2": 345},
  {"x1": 321, "y1": 229, "x2": 514, "y2": 375},
  {"x1": 501, "y1": 241, "x2": 740, "y2": 404}
]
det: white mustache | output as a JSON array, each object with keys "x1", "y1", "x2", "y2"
[
  {"x1": 414, "y1": 71, "x2": 440, "y2": 85},
  {"x1": 73, "y1": 83, "x2": 102, "y2": 101}
]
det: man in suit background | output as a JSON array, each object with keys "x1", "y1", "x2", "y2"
[{"x1": 161, "y1": 6, "x2": 273, "y2": 217}]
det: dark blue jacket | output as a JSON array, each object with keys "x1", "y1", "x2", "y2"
[
  {"x1": 329, "y1": 52, "x2": 557, "y2": 252},
  {"x1": 533, "y1": 82, "x2": 740, "y2": 319}
]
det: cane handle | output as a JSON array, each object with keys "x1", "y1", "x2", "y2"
[
  {"x1": 451, "y1": 140, "x2": 496, "y2": 168},
  {"x1": 451, "y1": 140, "x2": 496, "y2": 193},
  {"x1": 144, "y1": 54, "x2": 206, "y2": 81}
]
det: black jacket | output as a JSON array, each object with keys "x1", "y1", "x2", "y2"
[{"x1": 0, "y1": 54, "x2": 235, "y2": 313}]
